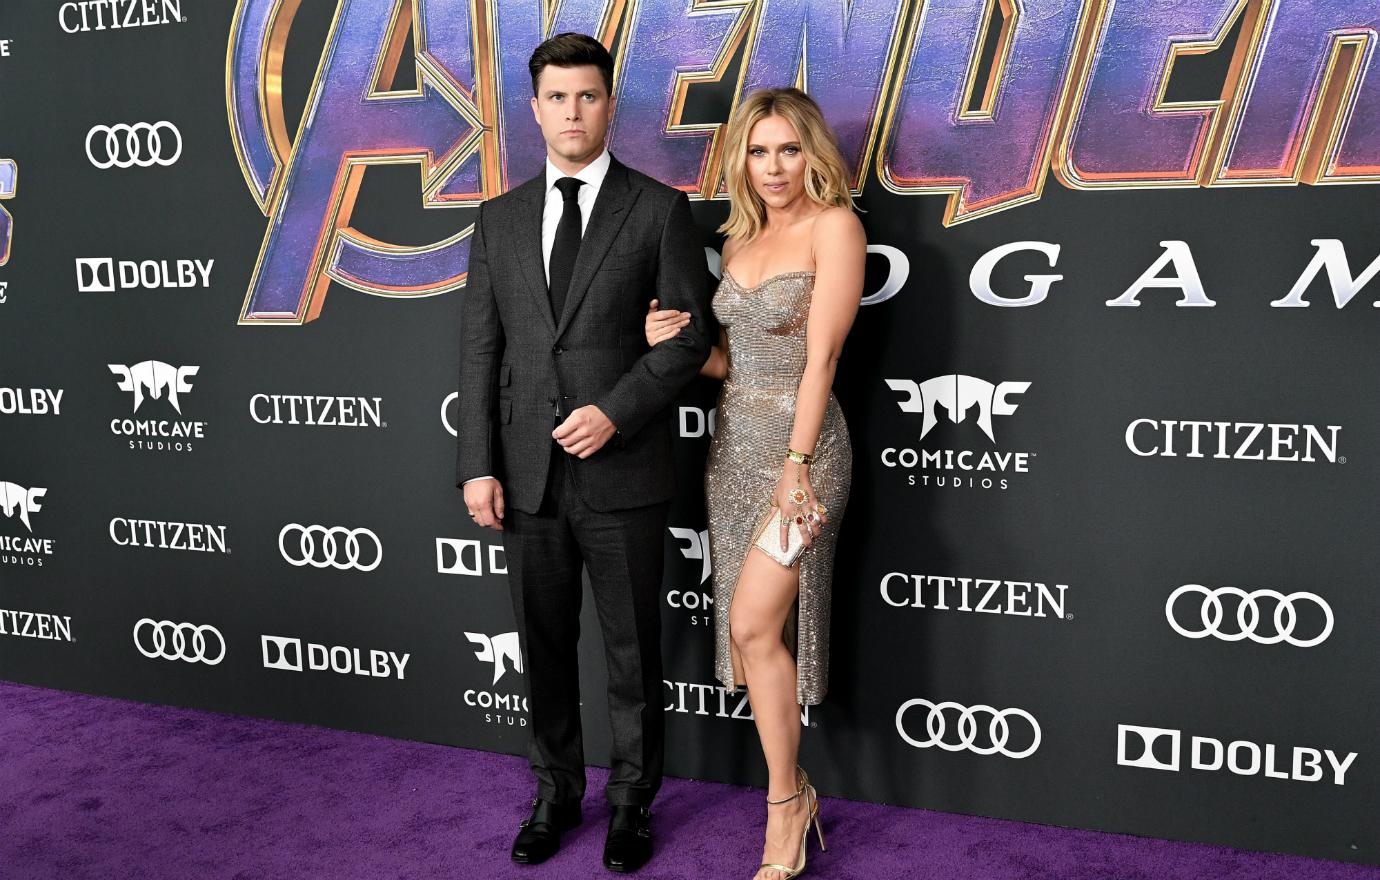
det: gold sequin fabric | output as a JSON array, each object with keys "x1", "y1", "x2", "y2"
[{"x1": 705, "y1": 270, "x2": 851, "y2": 706}]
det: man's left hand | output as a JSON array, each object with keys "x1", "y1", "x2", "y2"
[{"x1": 553, "y1": 405, "x2": 617, "y2": 458}]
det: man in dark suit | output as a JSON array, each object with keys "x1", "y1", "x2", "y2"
[{"x1": 455, "y1": 33, "x2": 710, "y2": 874}]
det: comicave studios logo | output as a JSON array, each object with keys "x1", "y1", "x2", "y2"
[
  {"x1": 261, "y1": 635, "x2": 410, "y2": 680},
  {"x1": 108, "y1": 360, "x2": 205, "y2": 453},
  {"x1": 0, "y1": 481, "x2": 55, "y2": 566},
  {"x1": 881, "y1": 573, "x2": 1069, "y2": 621},
  {"x1": 1126, "y1": 419, "x2": 1342, "y2": 463},
  {"x1": 60, "y1": 0, "x2": 184, "y2": 33},
  {"x1": 1117, "y1": 724, "x2": 1357, "y2": 786},
  {"x1": 667, "y1": 527, "x2": 713, "y2": 626},
  {"x1": 0, "y1": 388, "x2": 62, "y2": 416},
  {"x1": 0, "y1": 609, "x2": 74, "y2": 642},
  {"x1": 881, "y1": 375, "x2": 1033, "y2": 490},
  {"x1": 464, "y1": 631, "x2": 528, "y2": 727},
  {"x1": 77, "y1": 257, "x2": 212, "y2": 292}
]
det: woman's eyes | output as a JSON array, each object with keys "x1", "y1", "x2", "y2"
[{"x1": 749, "y1": 147, "x2": 800, "y2": 156}]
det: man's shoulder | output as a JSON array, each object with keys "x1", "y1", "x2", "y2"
[
  {"x1": 478, "y1": 174, "x2": 543, "y2": 219},
  {"x1": 617, "y1": 159, "x2": 685, "y2": 206}
]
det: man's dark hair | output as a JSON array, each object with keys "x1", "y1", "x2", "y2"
[{"x1": 529, "y1": 32, "x2": 614, "y2": 97}]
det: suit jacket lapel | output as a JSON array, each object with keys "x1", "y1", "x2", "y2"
[
  {"x1": 555, "y1": 156, "x2": 638, "y2": 340},
  {"x1": 511, "y1": 174, "x2": 556, "y2": 339}
]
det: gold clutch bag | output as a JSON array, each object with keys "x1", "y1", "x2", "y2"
[{"x1": 749, "y1": 504, "x2": 807, "y2": 568}]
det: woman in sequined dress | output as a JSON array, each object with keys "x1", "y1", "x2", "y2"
[{"x1": 645, "y1": 88, "x2": 865, "y2": 880}]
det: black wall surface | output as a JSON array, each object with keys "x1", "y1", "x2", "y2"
[{"x1": 1, "y1": 0, "x2": 1377, "y2": 866}]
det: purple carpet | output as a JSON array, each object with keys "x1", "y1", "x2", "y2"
[{"x1": 1, "y1": 681, "x2": 1375, "y2": 880}]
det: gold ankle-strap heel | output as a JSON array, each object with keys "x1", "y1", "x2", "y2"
[{"x1": 758, "y1": 767, "x2": 825, "y2": 879}]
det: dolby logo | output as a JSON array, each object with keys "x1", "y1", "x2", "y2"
[
  {"x1": 109, "y1": 518, "x2": 229, "y2": 554},
  {"x1": 881, "y1": 573, "x2": 1069, "y2": 620},
  {"x1": 880, "y1": 376, "x2": 1035, "y2": 492},
  {"x1": 250, "y1": 394, "x2": 385, "y2": 428},
  {"x1": 1117, "y1": 724, "x2": 1357, "y2": 786},
  {"x1": 436, "y1": 538, "x2": 506, "y2": 576},
  {"x1": 60, "y1": 0, "x2": 185, "y2": 33},
  {"x1": 260, "y1": 635, "x2": 410, "y2": 680},
  {"x1": 1126, "y1": 420, "x2": 1341, "y2": 463},
  {"x1": 664, "y1": 680, "x2": 810, "y2": 727},
  {"x1": 0, "y1": 388, "x2": 62, "y2": 416},
  {"x1": 76, "y1": 258, "x2": 213, "y2": 292},
  {"x1": 678, "y1": 406, "x2": 716, "y2": 438}
]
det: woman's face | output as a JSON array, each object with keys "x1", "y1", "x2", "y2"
[{"x1": 744, "y1": 114, "x2": 807, "y2": 211}]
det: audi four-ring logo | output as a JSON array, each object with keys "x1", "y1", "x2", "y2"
[
  {"x1": 895, "y1": 699, "x2": 1042, "y2": 759},
  {"x1": 1166, "y1": 584, "x2": 1334, "y2": 647},
  {"x1": 133, "y1": 619, "x2": 225, "y2": 665},
  {"x1": 85, "y1": 122, "x2": 183, "y2": 169},
  {"x1": 278, "y1": 524, "x2": 382, "y2": 571}
]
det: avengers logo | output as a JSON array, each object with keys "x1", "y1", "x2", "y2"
[
  {"x1": 230, "y1": 0, "x2": 1380, "y2": 325},
  {"x1": 0, "y1": 158, "x2": 15, "y2": 266},
  {"x1": 86, "y1": 122, "x2": 183, "y2": 169},
  {"x1": 133, "y1": 618, "x2": 226, "y2": 665},
  {"x1": 895, "y1": 698, "x2": 1041, "y2": 759},
  {"x1": 1166, "y1": 584, "x2": 1334, "y2": 648}
]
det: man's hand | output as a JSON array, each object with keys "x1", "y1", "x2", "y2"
[
  {"x1": 553, "y1": 405, "x2": 616, "y2": 458},
  {"x1": 463, "y1": 478, "x2": 505, "y2": 530}
]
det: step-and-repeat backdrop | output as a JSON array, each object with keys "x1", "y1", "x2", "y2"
[{"x1": 2, "y1": 0, "x2": 1377, "y2": 865}]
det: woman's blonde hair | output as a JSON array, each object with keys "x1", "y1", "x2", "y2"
[{"x1": 718, "y1": 87, "x2": 856, "y2": 242}]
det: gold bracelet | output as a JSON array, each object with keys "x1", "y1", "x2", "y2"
[{"x1": 785, "y1": 448, "x2": 815, "y2": 465}]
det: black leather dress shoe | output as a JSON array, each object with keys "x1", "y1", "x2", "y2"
[
  {"x1": 511, "y1": 798, "x2": 582, "y2": 865},
  {"x1": 603, "y1": 805, "x2": 653, "y2": 873}
]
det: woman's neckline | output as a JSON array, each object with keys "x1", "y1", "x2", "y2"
[{"x1": 722, "y1": 266, "x2": 816, "y2": 291}]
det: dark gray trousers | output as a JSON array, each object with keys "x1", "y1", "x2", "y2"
[{"x1": 503, "y1": 441, "x2": 667, "y2": 807}]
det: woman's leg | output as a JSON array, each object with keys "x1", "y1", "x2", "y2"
[{"x1": 729, "y1": 548, "x2": 809, "y2": 880}]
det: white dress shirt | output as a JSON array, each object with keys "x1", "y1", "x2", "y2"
[
  {"x1": 541, "y1": 146, "x2": 611, "y2": 283},
  {"x1": 465, "y1": 148, "x2": 613, "y2": 487}
]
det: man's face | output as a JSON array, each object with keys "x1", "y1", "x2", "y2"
[{"x1": 530, "y1": 64, "x2": 614, "y2": 166}]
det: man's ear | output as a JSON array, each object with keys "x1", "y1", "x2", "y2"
[{"x1": 530, "y1": 95, "x2": 540, "y2": 124}]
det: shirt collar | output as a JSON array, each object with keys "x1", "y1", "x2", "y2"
[{"x1": 545, "y1": 147, "x2": 611, "y2": 195}]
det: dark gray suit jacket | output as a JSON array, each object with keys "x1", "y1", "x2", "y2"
[{"x1": 455, "y1": 154, "x2": 712, "y2": 514}]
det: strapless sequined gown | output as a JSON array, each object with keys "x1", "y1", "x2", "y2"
[{"x1": 706, "y1": 269, "x2": 851, "y2": 706}]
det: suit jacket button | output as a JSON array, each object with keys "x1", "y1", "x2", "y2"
[
  {"x1": 552, "y1": 345, "x2": 564, "y2": 355},
  {"x1": 548, "y1": 397, "x2": 556, "y2": 406}
]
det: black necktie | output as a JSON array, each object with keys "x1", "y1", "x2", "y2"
[{"x1": 548, "y1": 176, "x2": 586, "y2": 321}]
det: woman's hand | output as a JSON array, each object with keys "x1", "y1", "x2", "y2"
[
  {"x1": 771, "y1": 461, "x2": 828, "y2": 554},
  {"x1": 646, "y1": 298, "x2": 690, "y2": 346}
]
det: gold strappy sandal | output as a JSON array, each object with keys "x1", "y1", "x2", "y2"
[{"x1": 758, "y1": 767, "x2": 826, "y2": 879}]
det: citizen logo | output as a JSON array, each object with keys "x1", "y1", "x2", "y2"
[
  {"x1": 0, "y1": 481, "x2": 45, "y2": 532},
  {"x1": 678, "y1": 406, "x2": 716, "y2": 438},
  {"x1": 0, "y1": 388, "x2": 62, "y2": 416},
  {"x1": 109, "y1": 360, "x2": 197, "y2": 413},
  {"x1": 260, "y1": 635, "x2": 410, "y2": 679},
  {"x1": 0, "y1": 282, "x2": 8, "y2": 304},
  {"x1": 109, "y1": 518, "x2": 229, "y2": 554},
  {"x1": 886, "y1": 375, "x2": 1030, "y2": 443},
  {"x1": 669, "y1": 527, "x2": 711, "y2": 584},
  {"x1": 133, "y1": 619, "x2": 224, "y2": 665},
  {"x1": 895, "y1": 699, "x2": 1041, "y2": 759},
  {"x1": 664, "y1": 680, "x2": 810, "y2": 727},
  {"x1": 1166, "y1": 584, "x2": 1333, "y2": 648},
  {"x1": 0, "y1": 609, "x2": 73, "y2": 641},
  {"x1": 60, "y1": 0, "x2": 184, "y2": 33},
  {"x1": 250, "y1": 394, "x2": 384, "y2": 428},
  {"x1": 465, "y1": 631, "x2": 522, "y2": 685},
  {"x1": 1126, "y1": 420, "x2": 1341, "y2": 463},
  {"x1": 279, "y1": 524, "x2": 381, "y2": 572},
  {"x1": 77, "y1": 258, "x2": 213, "y2": 292},
  {"x1": 85, "y1": 122, "x2": 182, "y2": 169},
  {"x1": 881, "y1": 573, "x2": 1068, "y2": 620},
  {"x1": 1117, "y1": 724, "x2": 1357, "y2": 786},
  {"x1": 436, "y1": 538, "x2": 506, "y2": 576}
]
